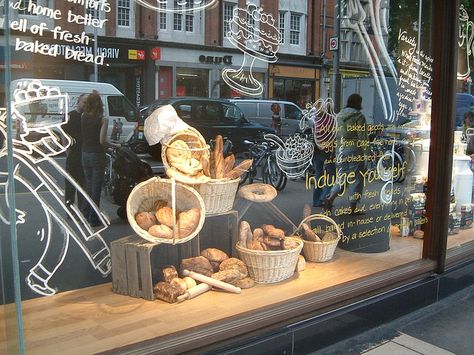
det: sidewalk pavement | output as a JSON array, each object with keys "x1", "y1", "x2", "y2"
[{"x1": 317, "y1": 283, "x2": 474, "y2": 355}]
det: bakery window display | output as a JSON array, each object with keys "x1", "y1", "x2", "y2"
[
  {"x1": 127, "y1": 177, "x2": 205, "y2": 244},
  {"x1": 236, "y1": 221, "x2": 304, "y2": 283}
]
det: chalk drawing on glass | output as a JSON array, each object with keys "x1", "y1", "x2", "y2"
[
  {"x1": 134, "y1": 0, "x2": 218, "y2": 12},
  {"x1": 345, "y1": 0, "x2": 397, "y2": 122},
  {"x1": 265, "y1": 133, "x2": 314, "y2": 179},
  {"x1": 457, "y1": 5, "x2": 474, "y2": 80},
  {"x1": 223, "y1": 4, "x2": 281, "y2": 96},
  {"x1": 301, "y1": 98, "x2": 337, "y2": 151},
  {"x1": 0, "y1": 80, "x2": 111, "y2": 297}
]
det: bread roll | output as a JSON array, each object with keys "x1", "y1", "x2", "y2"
[
  {"x1": 252, "y1": 228, "x2": 264, "y2": 242},
  {"x1": 214, "y1": 135, "x2": 225, "y2": 179},
  {"x1": 153, "y1": 281, "x2": 185, "y2": 303},
  {"x1": 155, "y1": 206, "x2": 175, "y2": 228},
  {"x1": 183, "y1": 276, "x2": 197, "y2": 289},
  {"x1": 284, "y1": 238, "x2": 301, "y2": 250},
  {"x1": 322, "y1": 231, "x2": 338, "y2": 242},
  {"x1": 135, "y1": 212, "x2": 157, "y2": 231},
  {"x1": 154, "y1": 199, "x2": 168, "y2": 211},
  {"x1": 224, "y1": 159, "x2": 253, "y2": 179},
  {"x1": 166, "y1": 140, "x2": 192, "y2": 164},
  {"x1": 171, "y1": 277, "x2": 188, "y2": 291},
  {"x1": 148, "y1": 224, "x2": 173, "y2": 239},
  {"x1": 177, "y1": 208, "x2": 200, "y2": 238},
  {"x1": 246, "y1": 239, "x2": 265, "y2": 251},
  {"x1": 223, "y1": 154, "x2": 236, "y2": 175}
]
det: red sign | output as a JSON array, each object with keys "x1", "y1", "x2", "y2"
[
  {"x1": 137, "y1": 50, "x2": 145, "y2": 60},
  {"x1": 151, "y1": 47, "x2": 161, "y2": 61}
]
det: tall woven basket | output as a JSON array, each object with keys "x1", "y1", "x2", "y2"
[
  {"x1": 298, "y1": 214, "x2": 342, "y2": 262},
  {"x1": 126, "y1": 177, "x2": 205, "y2": 244},
  {"x1": 161, "y1": 127, "x2": 239, "y2": 214},
  {"x1": 236, "y1": 237, "x2": 303, "y2": 283}
]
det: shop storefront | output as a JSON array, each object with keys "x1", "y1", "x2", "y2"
[
  {"x1": 153, "y1": 47, "x2": 268, "y2": 99},
  {"x1": 1, "y1": 1, "x2": 474, "y2": 354},
  {"x1": 269, "y1": 63, "x2": 321, "y2": 108}
]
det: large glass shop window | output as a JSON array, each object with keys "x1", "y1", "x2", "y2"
[
  {"x1": 0, "y1": 1, "x2": 442, "y2": 353},
  {"x1": 450, "y1": 3, "x2": 474, "y2": 250}
]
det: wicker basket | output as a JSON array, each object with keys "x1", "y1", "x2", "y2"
[
  {"x1": 161, "y1": 127, "x2": 210, "y2": 178},
  {"x1": 126, "y1": 177, "x2": 205, "y2": 244},
  {"x1": 298, "y1": 214, "x2": 342, "y2": 262},
  {"x1": 236, "y1": 237, "x2": 304, "y2": 283},
  {"x1": 193, "y1": 178, "x2": 240, "y2": 215}
]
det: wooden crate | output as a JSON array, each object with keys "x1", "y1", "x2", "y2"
[
  {"x1": 198, "y1": 210, "x2": 239, "y2": 256},
  {"x1": 111, "y1": 235, "x2": 199, "y2": 301}
]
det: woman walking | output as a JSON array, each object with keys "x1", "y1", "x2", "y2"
[{"x1": 81, "y1": 91, "x2": 120, "y2": 226}]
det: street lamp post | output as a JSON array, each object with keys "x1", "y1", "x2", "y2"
[{"x1": 333, "y1": 0, "x2": 342, "y2": 112}]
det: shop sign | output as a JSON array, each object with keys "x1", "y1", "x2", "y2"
[
  {"x1": 199, "y1": 55, "x2": 232, "y2": 65},
  {"x1": 128, "y1": 49, "x2": 145, "y2": 61},
  {"x1": 151, "y1": 47, "x2": 161, "y2": 60}
]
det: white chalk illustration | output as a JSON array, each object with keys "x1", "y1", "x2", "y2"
[
  {"x1": 134, "y1": 0, "x2": 218, "y2": 12},
  {"x1": 0, "y1": 80, "x2": 111, "y2": 297},
  {"x1": 457, "y1": 5, "x2": 474, "y2": 80},
  {"x1": 345, "y1": 0, "x2": 397, "y2": 122},
  {"x1": 223, "y1": 4, "x2": 281, "y2": 96},
  {"x1": 301, "y1": 98, "x2": 338, "y2": 151},
  {"x1": 265, "y1": 133, "x2": 314, "y2": 179}
]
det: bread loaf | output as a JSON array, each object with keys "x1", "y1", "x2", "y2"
[
  {"x1": 322, "y1": 231, "x2": 338, "y2": 242},
  {"x1": 239, "y1": 221, "x2": 253, "y2": 246},
  {"x1": 153, "y1": 281, "x2": 185, "y2": 303},
  {"x1": 201, "y1": 248, "x2": 229, "y2": 272},
  {"x1": 166, "y1": 167, "x2": 210, "y2": 184},
  {"x1": 214, "y1": 135, "x2": 225, "y2": 179},
  {"x1": 235, "y1": 277, "x2": 255, "y2": 289},
  {"x1": 262, "y1": 225, "x2": 285, "y2": 239},
  {"x1": 183, "y1": 276, "x2": 197, "y2": 289},
  {"x1": 224, "y1": 159, "x2": 253, "y2": 179},
  {"x1": 166, "y1": 140, "x2": 192, "y2": 164},
  {"x1": 148, "y1": 224, "x2": 173, "y2": 239},
  {"x1": 223, "y1": 154, "x2": 236, "y2": 174},
  {"x1": 246, "y1": 239, "x2": 265, "y2": 250},
  {"x1": 219, "y1": 258, "x2": 248, "y2": 278},
  {"x1": 211, "y1": 269, "x2": 242, "y2": 285},
  {"x1": 296, "y1": 255, "x2": 306, "y2": 272},
  {"x1": 173, "y1": 158, "x2": 202, "y2": 176},
  {"x1": 252, "y1": 228, "x2": 264, "y2": 242},
  {"x1": 201, "y1": 153, "x2": 211, "y2": 177},
  {"x1": 302, "y1": 223, "x2": 321, "y2": 242},
  {"x1": 135, "y1": 212, "x2": 157, "y2": 231},
  {"x1": 156, "y1": 206, "x2": 175, "y2": 228},
  {"x1": 284, "y1": 238, "x2": 301, "y2": 250},
  {"x1": 180, "y1": 256, "x2": 214, "y2": 277},
  {"x1": 160, "y1": 265, "x2": 179, "y2": 283},
  {"x1": 177, "y1": 208, "x2": 200, "y2": 238},
  {"x1": 153, "y1": 200, "x2": 168, "y2": 211}
]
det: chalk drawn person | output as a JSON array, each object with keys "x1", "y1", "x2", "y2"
[{"x1": 0, "y1": 80, "x2": 111, "y2": 296}]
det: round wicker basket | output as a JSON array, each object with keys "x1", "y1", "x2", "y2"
[
  {"x1": 298, "y1": 214, "x2": 342, "y2": 262},
  {"x1": 161, "y1": 127, "x2": 210, "y2": 179},
  {"x1": 126, "y1": 177, "x2": 205, "y2": 244},
  {"x1": 193, "y1": 177, "x2": 240, "y2": 215},
  {"x1": 236, "y1": 237, "x2": 304, "y2": 283}
]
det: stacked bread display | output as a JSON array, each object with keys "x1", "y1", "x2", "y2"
[
  {"x1": 134, "y1": 199, "x2": 201, "y2": 239},
  {"x1": 153, "y1": 248, "x2": 255, "y2": 303}
]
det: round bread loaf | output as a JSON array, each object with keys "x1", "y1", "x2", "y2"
[{"x1": 219, "y1": 258, "x2": 248, "y2": 278}]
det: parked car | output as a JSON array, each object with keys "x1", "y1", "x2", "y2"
[
  {"x1": 139, "y1": 97, "x2": 276, "y2": 157},
  {"x1": 229, "y1": 98, "x2": 304, "y2": 137}
]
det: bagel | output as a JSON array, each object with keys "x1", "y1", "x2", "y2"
[{"x1": 238, "y1": 183, "x2": 277, "y2": 202}]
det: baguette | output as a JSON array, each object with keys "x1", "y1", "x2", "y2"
[
  {"x1": 214, "y1": 135, "x2": 225, "y2": 179},
  {"x1": 224, "y1": 159, "x2": 253, "y2": 179},
  {"x1": 223, "y1": 154, "x2": 236, "y2": 174},
  {"x1": 201, "y1": 153, "x2": 211, "y2": 177}
]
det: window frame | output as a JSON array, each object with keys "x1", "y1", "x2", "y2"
[
  {"x1": 289, "y1": 12, "x2": 301, "y2": 45},
  {"x1": 116, "y1": 0, "x2": 131, "y2": 27}
]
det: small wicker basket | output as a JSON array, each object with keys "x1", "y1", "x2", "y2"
[
  {"x1": 126, "y1": 177, "x2": 205, "y2": 244},
  {"x1": 298, "y1": 214, "x2": 342, "y2": 262},
  {"x1": 236, "y1": 237, "x2": 304, "y2": 283}
]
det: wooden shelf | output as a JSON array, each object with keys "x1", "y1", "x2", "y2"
[{"x1": 1, "y1": 230, "x2": 473, "y2": 354}]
